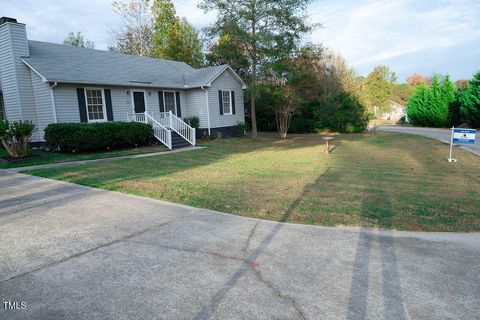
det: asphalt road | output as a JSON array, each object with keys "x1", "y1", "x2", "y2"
[
  {"x1": 1, "y1": 170, "x2": 479, "y2": 319},
  {"x1": 377, "y1": 126, "x2": 480, "y2": 155}
]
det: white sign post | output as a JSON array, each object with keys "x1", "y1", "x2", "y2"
[{"x1": 447, "y1": 127, "x2": 476, "y2": 162}]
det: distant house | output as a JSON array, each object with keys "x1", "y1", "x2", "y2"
[
  {"x1": 379, "y1": 100, "x2": 406, "y2": 122},
  {"x1": 0, "y1": 17, "x2": 246, "y2": 149}
]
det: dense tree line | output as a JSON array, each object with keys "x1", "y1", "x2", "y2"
[{"x1": 406, "y1": 72, "x2": 480, "y2": 128}]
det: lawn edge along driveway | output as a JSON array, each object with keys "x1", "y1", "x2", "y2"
[{"x1": 8, "y1": 146, "x2": 203, "y2": 172}]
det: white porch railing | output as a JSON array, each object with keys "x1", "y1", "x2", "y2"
[
  {"x1": 149, "y1": 111, "x2": 171, "y2": 128},
  {"x1": 170, "y1": 112, "x2": 196, "y2": 146},
  {"x1": 128, "y1": 112, "x2": 146, "y2": 123},
  {"x1": 128, "y1": 112, "x2": 172, "y2": 150},
  {"x1": 149, "y1": 111, "x2": 196, "y2": 146}
]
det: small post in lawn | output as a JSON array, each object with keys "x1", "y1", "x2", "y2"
[{"x1": 323, "y1": 136, "x2": 334, "y2": 154}]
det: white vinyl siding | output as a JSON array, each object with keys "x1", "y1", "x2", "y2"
[
  {"x1": 184, "y1": 89, "x2": 208, "y2": 128},
  {"x1": 207, "y1": 69, "x2": 245, "y2": 128},
  {"x1": 30, "y1": 71, "x2": 54, "y2": 141},
  {"x1": 53, "y1": 85, "x2": 81, "y2": 123},
  {"x1": 111, "y1": 88, "x2": 133, "y2": 120},
  {"x1": 52, "y1": 85, "x2": 188, "y2": 124},
  {"x1": 85, "y1": 88, "x2": 106, "y2": 122}
]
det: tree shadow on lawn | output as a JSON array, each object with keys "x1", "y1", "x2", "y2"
[
  {"x1": 347, "y1": 182, "x2": 407, "y2": 320},
  {"x1": 193, "y1": 165, "x2": 407, "y2": 319},
  {"x1": 24, "y1": 134, "x2": 331, "y2": 187},
  {"x1": 192, "y1": 167, "x2": 334, "y2": 319}
]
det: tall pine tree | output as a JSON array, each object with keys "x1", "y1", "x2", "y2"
[
  {"x1": 407, "y1": 75, "x2": 456, "y2": 127},
  {"x1": 460, "y1": 72, "x2": 480, "y2": 128}
]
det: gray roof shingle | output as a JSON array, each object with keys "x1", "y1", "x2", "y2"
[{"x1": 22, "y1": 40, "x2": 233, "y2": 89}]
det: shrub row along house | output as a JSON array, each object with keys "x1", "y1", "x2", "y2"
[{"x1": 0, "y1": 17, "x2": 246, "y2": 149}]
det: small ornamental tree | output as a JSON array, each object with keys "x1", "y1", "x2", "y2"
[
  {"x1": 460, "y1": 72, "x2": 480, "y2": 128},
  {"x1": 274, "y1": 87, "x2": 300, "y2": 139},
  {"x1": 0, "y1": 120, "x2": 36, "y2": 158}
]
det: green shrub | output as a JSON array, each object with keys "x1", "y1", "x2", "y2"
[
  {"x1": 0, "y1": 120, "x2": 36, "y2": 158},
  {"x1": 257, "y1": 89, "x2": 368, "y2": 134},
  {"x1": 44, "y1": 122, "x2": 153, "y2": 152},
  {"x1": 460, "y1": 71, "x2": 480, "y2": 128},
  {"x1": 235, "y1": 121, "x2": 249, "y2": 136},
  {"x1": 316, "y1": 92, "x2": 369, "y2": 133},
  {"x1": 183, "y1": 116, "x2": 200, "y2": 129}
]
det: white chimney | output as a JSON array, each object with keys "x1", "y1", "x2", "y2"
[{"x1": 0, "y1": 17, "x2": 35, "y2": 122}]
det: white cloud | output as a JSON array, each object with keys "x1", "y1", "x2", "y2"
[
  {"x1": 2, "y1": 0, "x2": 119, "y2": 49},
  {"x1": 172, "y1": 0, "x2": 216, "y2": 29},
  {"x1": 309, "y1": 0, "x2": 480, "y2": 79}
]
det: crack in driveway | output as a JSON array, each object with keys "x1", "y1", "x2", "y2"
[{"x1": 0, "y1": 221, "x2": 172, "y2": 284}]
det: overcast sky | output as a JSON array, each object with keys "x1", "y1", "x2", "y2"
[{"x1": 3, "y1": 0, "x2": 479, "y2": 82}]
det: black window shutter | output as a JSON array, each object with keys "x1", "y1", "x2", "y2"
[
  {"x1": 218, "y1": 90, "x2": 223, "y2": 115},
  {"x1": 175, "y1": 92, "x2": 182, "y2": 117},
  {"x1": 104, "y1": 89, "x2": 114, "y2": 121},
  {"x1": 158, "y1": 91, "x2": 164, "y2": 112},
  {"x1": 76, "y1": 88, "x2": 87, "y2": 123},
  {"x1": 231, "y1": 91, "x2": 236, "y2": 115}
]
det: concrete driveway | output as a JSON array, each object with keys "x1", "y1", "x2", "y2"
[
  {"x1": 1, "y1": 170, "x2": 479, "y2": 320},
  {"x1": 377, "y1": 126, "x2": 480, "y2": 155}
]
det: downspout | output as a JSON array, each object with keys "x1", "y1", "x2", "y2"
[
  {"x1": 201, "y1": 86, "x2": 211, "y2": 135},
  {"x1": 49, "y1": 82, "x2": 58, "y2": 123}
]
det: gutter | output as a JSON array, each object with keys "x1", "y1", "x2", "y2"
[
  {"x1": 201, "y1": 86, "x2": 211, "y2": 135},
  {"x1": 49, "y1": 82, "x2": 58, "y2": 123}
]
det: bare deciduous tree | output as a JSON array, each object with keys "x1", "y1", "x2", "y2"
[{"x1": 110, "y1": 0, "x2": 153, "y2": 56}]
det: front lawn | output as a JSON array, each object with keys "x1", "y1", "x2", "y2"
[
  {"x1": 0, "y1": 144, "x2": 167, "y2": 169},
  {"x1": 25, "y1": 132, "x2": 480, "y2": 231}
]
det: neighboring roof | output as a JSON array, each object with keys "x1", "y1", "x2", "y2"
[{"x1": 22, "y1": 40, "x2": 246, "y2": 89}]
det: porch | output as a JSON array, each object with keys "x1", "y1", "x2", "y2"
[{"x1": 128, "y1": 111, "x2": 196, "y2": 150}]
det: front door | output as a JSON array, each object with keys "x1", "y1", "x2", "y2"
[{"x1": 133, "y1": 91, "x2": 146, "y2": 113}]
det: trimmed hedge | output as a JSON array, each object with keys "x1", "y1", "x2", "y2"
[{"x1": 44, "y1": 122, "x2": 154, "y2": 152}]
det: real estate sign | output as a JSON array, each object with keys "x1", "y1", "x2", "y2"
[
  {"x1": 447, "y1": 127, "x2": 476, "y2": 162},
  {"x1": 452, "y1": 128, "x2": 476, "y2": 144}
]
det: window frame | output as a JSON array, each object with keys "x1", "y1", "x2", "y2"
[
  {"x1": 84, "y1": 88, "x2": 107, "y2": 123},
  {"x1": 163, "y1": 90, "x2": 177, "y2": 115},
  {"x1": 221, "y1": 90, "x2": 232, "y2": 115}
]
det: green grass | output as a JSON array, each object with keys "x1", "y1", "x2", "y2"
[
  {"x1": 0, "y1": 144, "x2": 167, "y2": 169},
  {"x1": 25, "y1": 132, "x2": 480, "y2": 232}
]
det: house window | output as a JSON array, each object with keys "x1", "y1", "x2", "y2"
[
  {"x1": 222, "y1": 90, "x2": 232, "y2": 115},
  {"x1": 0, "y1": 91, "x2": 4, "y2": 121},
  {"x1": 164, "y1": 91, "x2": 176, "y2": 114},
  {"x1": 85, "y1": 89, "x2": 106, "y2": 122}
]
